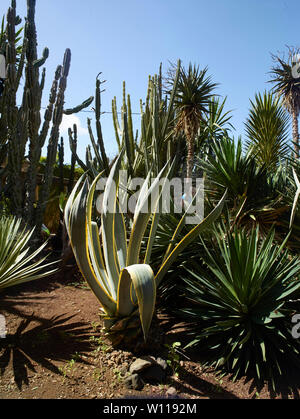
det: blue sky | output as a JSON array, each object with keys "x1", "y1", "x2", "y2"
[{"x1": 1, "y1": 0, "x2": 300, "y2": 162}]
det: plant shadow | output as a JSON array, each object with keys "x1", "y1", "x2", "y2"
[{"x1": 0, "y1": 313, "x2": 94, "y2": 390}]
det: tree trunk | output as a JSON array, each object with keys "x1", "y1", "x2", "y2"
[
  {"x1": 186, "y1": 138, "x2": 194, "y2": 180},
  {"x1": 292, "y1": 109, "x2": 299, "y2": 159}
]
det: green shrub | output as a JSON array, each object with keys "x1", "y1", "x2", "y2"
[{"x1": 180, "y1": 224, "x2": 300, "y2": 387}]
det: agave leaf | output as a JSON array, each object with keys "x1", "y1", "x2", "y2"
[
  {"x1": 117, "y1": 264, "x2": 156, "y2": 341},
  {"x1": 162, "y1": 179, "x2": 205, "y2": 263},
  {"x1": 143, "y1": 158, "x2": 177, "y2": 264},
  {"x1": 289, "y1": 168, "x2": 300, "y2": 229},
  {"x1": 113, "y1": 198, "x2": 127, "y2": 271},
  {"x1": 86, "y1": 171, "x2": 111, "y2": 294},
  {"x1": 126, "y1": 161, "x2": 172, "y2": 266},
  {"x1": 155, "y1": 189, "x2": 228, "y2": 286},
  {"x1": 68, "y1": 179, "x2": 116, "y2": 316},
  {"x1": 64, "y1": 173, "x2": 86, "y2": 238},
  {"x1": 101, "y1": 150, "x2": 125, "y2": 299}
]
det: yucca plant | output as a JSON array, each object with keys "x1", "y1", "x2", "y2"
[
  {"x1": 165, "y1": 62, "x2": 218, "y2": 179},
  {"x1": 245, "y1": 91, "x2": 291, "y2": 171},
  {"x1": 64, "y1": 151, "x2": 227, "y2": 347},
  {"x1": 198, "y1": 136, "x2": 295, "y2": 238},
  {"x1": 0, "y1": 215, "x2": 57, "y2": 291},
  {"x1": 269, "y1": 47, "x2": 300, "y2": 158},
  {"x1": 196, "y1": 96, "x2": 234, "y2": 159},
  {"x1": 198, "y1": 136, "x2": 271, "y2": 214},
  {"x1": 181, "y1": 224, "x2": 300, "y2": 388}
]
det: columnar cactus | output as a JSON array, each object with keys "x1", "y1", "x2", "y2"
[
  {"x1": 35, "y1": 48, "x2": 71, "y2": 234},
  {"x1": 0, "y1": 0, "x2": 93, "y2": 237}
]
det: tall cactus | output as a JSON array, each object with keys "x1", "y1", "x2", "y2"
[
  {"x1": 69, "y1": 62, "x2": 181, "y2": 185},
  {"x1": 0, "y1": 0, "x2": 93, "y2": 238},
  {"x1": 25, "y1": 0, "x2": 44, "y2": 224},
  {"x1": 111, "y1": 62, "x2": 181, "y2": 179},
  {"x1": 5, "y1": 1, "x2": 23, "y2": 216},
  {"x1": 35, "y1": 48, "x2": 71, "y2": 234}
]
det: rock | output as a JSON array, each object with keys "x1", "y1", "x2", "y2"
[
  {"x1": 123, "y1": 374, "x2": 144, "y2": 391},
  {"x1": 156, "y1": 357, "x2": 168, "y2": 371},
  {"x1": 166, "y1": 387, "x2": 177, "y2": 397},
  {"x1": 119, "y1": 364, "x2": 128, "y2": 376},
  {"x1": 129, "y1": 357, "x2": 153, "y2": 374}
]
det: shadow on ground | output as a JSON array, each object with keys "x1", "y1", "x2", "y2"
[{"x1": 0, "y1": 313, "x2": 93, "y2": 390}]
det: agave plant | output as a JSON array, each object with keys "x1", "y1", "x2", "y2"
[
  {"x1": 181, "y1": 224, "x2": 300, "y2": 387},
  {"x1": 64, "y1": 151, "x2": 227, "y2": 346},
  {"x1": 0, "y1": 215, "x2": 57, "y2": 291}
]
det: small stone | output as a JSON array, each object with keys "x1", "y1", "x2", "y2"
[
  {"x1": 129, "y1": 357, "x2": 153, "y2": 374},
  {"x1": 119, "y1": 365, "x2": 128, "y2": 376},
  {"x1": 166, "y1": 386, "x2": 177, "y2": 396}
]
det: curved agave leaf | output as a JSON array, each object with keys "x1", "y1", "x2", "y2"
[
  {"x1": 290, "y1": 168, "x2": 300, "y2": 229},
  {"x1": 64, "y1": 173, "x2": 86, "y2": 239},
  {"x1": 113, "y1": 198, "x2": 127, "y2": 271},
  {"x1": 126, "y1": 160, "x2": 172, "y2": 266},
  {"x1": 162, "y1": 179, "x2": 205, "y2": 263},
  {"x1": 155, "y1": 189, "x2": 228, "y2": 286},
  {"x1": 86, "y1": 172, "x2": 111, "y2": 295},
  {"x1": 117, "y1": 264, "x2": 156, "y2": 341},
  {"x1": 68, "y1": 179, "x2": 116, "y2": 316},
  {"x1": 101, "y1": 150, "x2": 125, "y2": 299}
]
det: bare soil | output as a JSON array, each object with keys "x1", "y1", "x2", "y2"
[{"x1": 0, "y1": 266, "x2": 299, "y2": 400}]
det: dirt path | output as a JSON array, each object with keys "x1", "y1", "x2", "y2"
[{"x1": 0, "y1": 269, "x2": 299, "y2": 399}]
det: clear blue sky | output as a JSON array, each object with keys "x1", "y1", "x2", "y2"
[{"x1": 1, "y1": 0, "x2": 299, "y2": 162}]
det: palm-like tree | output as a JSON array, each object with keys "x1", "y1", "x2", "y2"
[
  {"x1": 245, "y1": 91, "x2": 290, "y2": 170},
  {"x1": 166, "y1": 63, "x2": 218, "y2": 179},
  {"x1": 269, "y1": 48, "x2": 300, "y2": 159}
]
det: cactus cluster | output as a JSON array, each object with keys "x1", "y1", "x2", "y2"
[
  {"x1": 0, "y1": 0, "x2": 93, "y2": 235},
  {"x1": 70, "y1": 61, "x2": 183, "y2": 185}
]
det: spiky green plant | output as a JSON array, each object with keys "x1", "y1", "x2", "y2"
[
  {"x1": 64, "y1": 151, "x2": 227, "y2": 346},
  {"x1": 181, "y1": 224, "x2": 300, "y2": 387},
  {"x1": 198, "y1": 136, "x2": 270, "y2": 214},
  {"x1": 166, "y1": 62, "x2": 218, "y2": 179},
  {"x1": 196, "y1": 96, "x2": 234, "y2": 157},
  {"x1": 0, "y1": 215, "x2": 57, "y2": 291},
  {"x1": 269, "y1": 48, "x2": 300, "y2": 158},
  {"x1": 245, "y1": 91, "x2": 290, "y2": 170}
]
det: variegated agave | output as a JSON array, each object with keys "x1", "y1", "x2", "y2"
[
  {"x1": 0, "y1": 216, "x2": 58, "y2": 291},
  {"x1": 64, "y1": 151, "x2": 227, "y2": 346}
]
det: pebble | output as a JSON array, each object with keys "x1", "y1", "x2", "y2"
[{"x1": 166, "y1": 387, "x2": 177, "y2": 396}]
